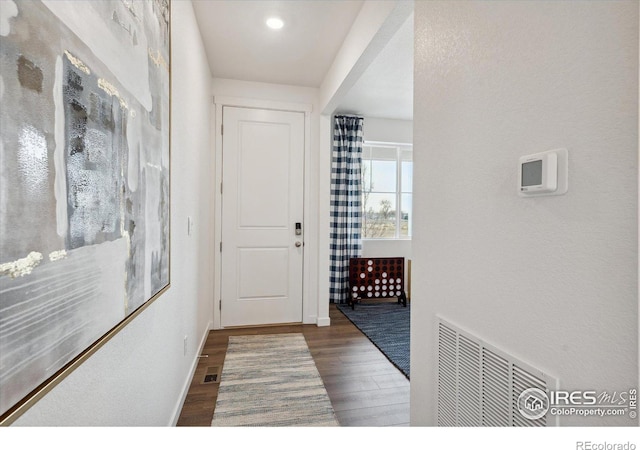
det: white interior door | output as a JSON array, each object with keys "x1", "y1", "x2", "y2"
[{"x1": 221, "y1": 106, "x2": 304, "y2": 327}]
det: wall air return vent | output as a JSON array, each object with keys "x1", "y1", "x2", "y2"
[{"x1": 437, "y1": 317, "x2": 558, "y2": 427}]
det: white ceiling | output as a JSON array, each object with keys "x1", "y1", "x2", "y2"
[
  {"x1": 191, "y1": 0, "x2": 413, "y2": 121},
  {"x1": 191, "y1": 0, "x2": 364, "y2": 87}
]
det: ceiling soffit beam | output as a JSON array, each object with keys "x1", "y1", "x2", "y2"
[{"x1": 319, "y1": 0, "x2": 414, "y2": 115}]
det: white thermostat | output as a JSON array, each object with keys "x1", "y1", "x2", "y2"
[{"x1": 518, "y1": 148, "x2": 568, "y2": 197}]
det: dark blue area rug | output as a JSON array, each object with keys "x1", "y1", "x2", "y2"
[{"x1": 337, "y1": 303, "x2": 410, "y2": 379}]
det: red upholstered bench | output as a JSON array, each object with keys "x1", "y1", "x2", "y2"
[{"x1": 348, "y1": 257, "x2": 407, "y2": 309}]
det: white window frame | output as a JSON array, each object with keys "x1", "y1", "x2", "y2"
[{"x1": 362, "y1": 140, "x2": 413, "y2": 240}]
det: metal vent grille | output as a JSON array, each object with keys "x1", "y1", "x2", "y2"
[
  {"x1": 458, "y1": 335, "x2": 481, "y2": 426},
  {"x1": 437, "y1": 323, "x2": 457, "y2": 426},
  {"x1": 437, "y1": 318, "x2": 557, "y2": 427},
  {"x1": 201, "y1": 366, "x2": 221, "y2": 384},
  {"x1": 512, "y1": 365, "x2": 548, "y2": 427},
  {"x1": 482, "y1": 348, "x2": 510, "y2": 426}
]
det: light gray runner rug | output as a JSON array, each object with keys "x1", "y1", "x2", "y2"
[{"x1": 211, "y1": 333, "x2": 339, "y2": 427}]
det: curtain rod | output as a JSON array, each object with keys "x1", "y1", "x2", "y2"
[{"x1": 334, "y1": 114, "x2": 364, "y2": 119}]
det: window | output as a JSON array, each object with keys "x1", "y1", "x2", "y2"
[{"x1": 361, "y1": 142, "x2": 413, "y2": 239}]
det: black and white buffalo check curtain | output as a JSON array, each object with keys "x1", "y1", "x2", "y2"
[{"x1": 329, "y1": 115, "x2": 364, "y2": 304}]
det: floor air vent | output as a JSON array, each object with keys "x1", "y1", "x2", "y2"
[
  {"x1": 437, "y1": 317, "x2": 557, "y2": 427},
  {"x1": 201, "y1": 366, "x2": 221, "y2": 384}
]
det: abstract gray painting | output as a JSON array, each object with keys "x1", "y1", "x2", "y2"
[{"x1": 0, "y1": 0, "x2": 170, "y2": 419}]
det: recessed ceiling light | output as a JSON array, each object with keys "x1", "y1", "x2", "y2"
[{"x1": 266, "y1": 17, "x2": 284, "y2": 30}]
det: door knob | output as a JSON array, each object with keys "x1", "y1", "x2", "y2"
[{"x1": 295, "y1": 241, "x2": 302, "y2": 247}]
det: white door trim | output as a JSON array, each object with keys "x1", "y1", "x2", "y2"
[
  {"x1": 214, "y1": 96, "x2": 312, "y2": 114},
  {"x1": 212, "y1": 96, "x2": 313, "y2": 330}
]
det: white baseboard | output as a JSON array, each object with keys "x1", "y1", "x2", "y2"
[
  {"x1": 316, "y1": 316, "x2": 331, "y2": 327},
  {"x1": 169, "y1": 320, "x2": 213, "y2": 426}
]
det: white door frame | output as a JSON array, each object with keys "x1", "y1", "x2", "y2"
[{"x1": 212, "y1": 96, "x2": 313, "y2": 330}]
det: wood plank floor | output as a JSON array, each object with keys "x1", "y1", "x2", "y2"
[{"x1": 176, "y1": 304, "x2": 410, "y2": 427}]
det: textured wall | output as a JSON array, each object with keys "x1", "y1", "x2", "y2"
[
  {"x1": 411, "y1": 1, "x2": 638, "y2": 426},
  {"x1": 12, "y1": 0, "x2": 214, "y2": 426}
]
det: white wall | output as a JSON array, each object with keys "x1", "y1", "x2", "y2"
[
  {"x1": 13, "y1": 0, "x2": 214, "y2": 426},
  {"x1": 363, "y1": 117, "x2": 412, "y2": 144},
  {"x1": 210, "y1": 78, "x2": 325, "y2": 326},
  {"x1": 362, "y1": 240, "x2": 411, "y2": 260},
  {"x1": 411, "y1": 1, "x2": 638, "y2": 426}
]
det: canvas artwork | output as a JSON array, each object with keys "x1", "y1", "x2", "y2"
[{"x1": 0, "y1": 0, "x2": 170, "y2": 419}]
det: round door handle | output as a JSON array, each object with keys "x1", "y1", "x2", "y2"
[{"x1": 295, "y1": 241, "x2": 302, "y2": 247}]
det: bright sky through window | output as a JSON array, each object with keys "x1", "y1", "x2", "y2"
[{"x1": 362, "y1": 143, "x2": 412, "y2": 239}]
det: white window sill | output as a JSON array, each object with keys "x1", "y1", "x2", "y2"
[{"x1": 362, "y1": 238, "x2": 412, "y2": 241}]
